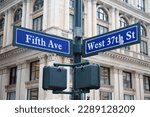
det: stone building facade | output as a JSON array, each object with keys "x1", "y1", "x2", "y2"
[{"x1": 0, "y1": 0, "x2": 150, "y2": 100}]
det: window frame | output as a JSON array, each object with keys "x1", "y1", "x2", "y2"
[
  {"x1": 30, "y1": 61, "x2": 40, "y2": 81},
  {"x1": 123, "y1": 71, "x2": 132, "y2": 89},
  {"x1": 33, "y1": 0, "x2": 44, "y2": 12},
  {"x1": 9, "y1": 67, "x2": 17, "y2": 85},
  {"x1": 27, "y1": 88, "x2": 38, "y2": 100},
  {"x1": 140, "y1": 40, "x2": 148, "y2": 55},
  {"x1": 97, "y1": 7, "x2": 108, "y2": 21},
  {"x1": 143, "y1": 76, "x2": 150, "y2": 91},
  {"x1": 120, "y1": 17, "x2": 128, "y2": 28},
  {"x1": 99, "y1": 91, "x2": 112, "y2": 100},
  {"x1": 33, "y1": 15, "x2": 43, "y2": 31},
  {"x1": 138, "y1": 0, "x2": 145, "y2": 11},
  {"x1": 7, "y1": 91, "x2": 16, "y2": 100},
  {"x1": 69, "y1": 0, "x2": 75, "y2": 9},
  {"x1": 100, "y1": 66, "x2": 110, "y2": 85},
  {"x1": 14, "y1": 8, "x2": 22, "y2": 23},
  {"x1": 97, "y1": 24, "x2": 108, "y2": 35},
  {"x1": 124, "y1": 94, "x2": 134, "y2": 100},
  {"x1": 0, "y1": 18, "x2": 4, "y2": 30}
]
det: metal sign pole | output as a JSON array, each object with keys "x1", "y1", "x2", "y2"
[{"x1": 72, "y1": 0, "x2": 83, "y2": 100}]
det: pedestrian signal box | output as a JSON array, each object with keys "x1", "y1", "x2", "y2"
[
  {"x1": 42, "y1": 66, "x2": 67, "y2": 91},
  {"x1": 75, "y1": 64, "x2": 100, "y2": 90}
]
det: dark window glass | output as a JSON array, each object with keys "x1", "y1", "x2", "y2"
[
  {"x1": 123, "y1": 0, "x2": 128, "y2": 3},
  {"x1": 9, "y1": 67, "x2": 17, "y2": 85},
  {"x1": 138, "y1": 0, "x2": 145, "y2": 11},
  {"x1": 140, "y1": 26, "x2": 147, "y2": 37},
  {"x1": 97, "y1": 8, "x2": 108, "y2": 21},
  {"x1": 69, "y1": 14, "x2": 74, "y2": 32},
  {"x1": 144, "y1": 97, "x2": 150, "y2": 100},
  {"x1": 27, "y1": 88, "x2": 38, "y2": 100},
  {"x1": 7, "y1": 91, "x2": 16, "y2": 100},
  {"x1": 97, "y1": 24, "x2": 108, "y2": 35},
  {"x1": 70, "y1": 0, "x2": 75, "y2": 8},
  {"x1": 30, "y1": 61, "x2": 39, "y2": 81},
  {"x1": 124, "y1": 94, "x2": 134, "y2": 100},
  {"x1": 33, "y1": 16, "x2": 43, "y2": 31},
  {"x1": 140, "y1": 40, "x2": 148, "y2": 55},
  {"x1": 14, "y1": 8, "x2": 22, "y2": 22},
  {"x1": 120, "y1": 17, "x2": 128, "y2": 28},
  {"x1": 123, "y1": 71, "x2": 132, "y2": 89},
  {"x1": 0, "y1": 18, "x2": 4, "y2": 30},
  {"x1": 33, "y1": 0, "x2": 43, "y2": 12},
  {"x1": 100, "y1": 66, "x2": 110, "y2": 85},
  {"x1": 143, "y1": 76, "x2": 150, "y2": 91},
  {"x1": 100, "y1": 91, "x2": 112, "y2": 100}
]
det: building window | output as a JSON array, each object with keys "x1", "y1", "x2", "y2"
[
  {"x1": 69, "y1": 14, "x2": 74, "y2": 32},
  {"x1": 0, "y1": 0, "x2": 4, "y2": 3},
  {"x1": 138, "y1": 0, "x2": 145, "y2": 11},
  {"x1": 123, "y1": 0, "x2": 128, "y2": 3},
  {"x1": 123, "y1": 71, "x2": 132, "y2": 89},
  {"x1": 70, "y1": 0, "x2": 75, "y2": 8},
  {"x1": 97, "y1": 8, "x2": 108, "y2": 21},
  {"x1": 143, "y1": 76, "x2": 150, "y2": 91},
  {"x1": 144, "y1": 97, "x2": 150, "y2": 100},
  {"x1": 124, "y1": 94, "x2": 134, "y2": 100},
  {"x1": 30, "y1": 61, "x2": 39, "y2": 81},
  {"x1": 140, "y1": 25, "x2": 147, "y2": 37},
  {"x1": 120, "y1": 17, "x2": 130, "y2": 50},
  {"x1": 120, "y1": 17, "x2": 128, "y2": 28},
  {"x1": 33, "y1": 16, "x2": 43, "y2": 31},
  {"x1": 99, "y1": 91, "x2": 112, "y2": 100},
  {"x1": 14, "y1": 8, "x2": 22, "y2": 23},
  {"x1": 97, "y1": 24, "x2": 108, "y2": 35},
  {"x1": 100, "y1": 66, "x2": 110, "y2": 85},
  {"x1": 33, "y1": 0, "x2": 43, "y2": 12},
  {"x1": 7, "y1": 91, "x2": 16, "y2": 100},
  {"x1": 0, "y1": 34, "x2": 3, "y2": 48},
  {"x1": 27, "y1": 88, "x2": 38, "y2": 100},
  {"x1": 0, "y1": 18, "x2": 4, "y2": 30},
  {"x1": 9, "y1": 67, "x2": 17, "y2": 85},
  {"x1": 140, "y1": 40, "x2": 148, "y2": 55}
]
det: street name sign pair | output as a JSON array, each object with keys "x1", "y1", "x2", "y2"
[{"x1": 13, "y1": 23, "x2": 140, "y2": 57}]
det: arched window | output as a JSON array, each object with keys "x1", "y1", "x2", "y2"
[
  {"x1": 0, "y1": 18, "x2": 4, "y2": 30},
  {"x1": 120, "y1": 17, "x2": 128, "y2": 28},
  {"x1": 33, "y1": 0, "x2": 43, "y2": 12},
  {"x1": 97, "y1": 8, "x2": 108, "y2": 21},
  {"x1": 14, "y1": 8, "x2": 22, "y2": 22},
  {"x1": 140, "y1": 25, "x2": 147, "y2": 37}
]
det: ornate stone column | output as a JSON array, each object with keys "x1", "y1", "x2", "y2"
[
  {"x1": 92, "y1": 0, "x2": 97, "y2": 36},
  {"x1": 118, "y1": 69, "x2": 124, "y2": 100},
  {"x1": 1, "y1": 68, "x2": 9, "y2": 99},
  {"x1": 21, "y1": 0, "x2": 27, "y2": 27},
  {"x1": 113, "y1": 67, "x2": 119, "y2": 100}
]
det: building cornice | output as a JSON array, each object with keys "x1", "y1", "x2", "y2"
[
  {"x1": 0, "y1": 0, "x2": 22, "y2": 14},
  {"x1": 100, "y1": 51, "x2": 150, "y2": 67},
  {"x1": 0, "y1": 47, "x2": 28, "y2": 60},
  {"x1": 102, "y1": 0, "x2": 150, "y2": 24}
]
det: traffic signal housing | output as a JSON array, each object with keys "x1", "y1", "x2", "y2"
[
  {"x1": 75, "y1": 64, "x2": 100, "y2": 90},
  {"x1": 42, "y1": 66, "x2": 67, "y2": 91}
]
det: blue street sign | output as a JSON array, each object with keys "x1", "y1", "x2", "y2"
[
  {"x1": 82, "y1": 23, "x2": 140, "y2": 57},
  {"x1": 13, "y1": 26, "x2": 73, "y2": 57}
]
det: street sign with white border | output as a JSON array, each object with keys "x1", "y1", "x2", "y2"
[
  {"x1": 13, "y1": 26, "x2": 73, "y2": 57},
  {"x1": 82, "y1": 23, "x2": 140, "y2": 57}
]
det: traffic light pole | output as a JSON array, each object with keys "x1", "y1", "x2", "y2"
[{"x1": 72, "y1": 0, "x2": 83, "y2": 100}]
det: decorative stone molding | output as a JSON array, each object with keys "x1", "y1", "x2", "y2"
[
  {"x1": 99, "y1": 51, "x2": 150, "y2": 68},
  {"x1": 0, "y1": 48, "x2": 28, "y2": 60}
]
